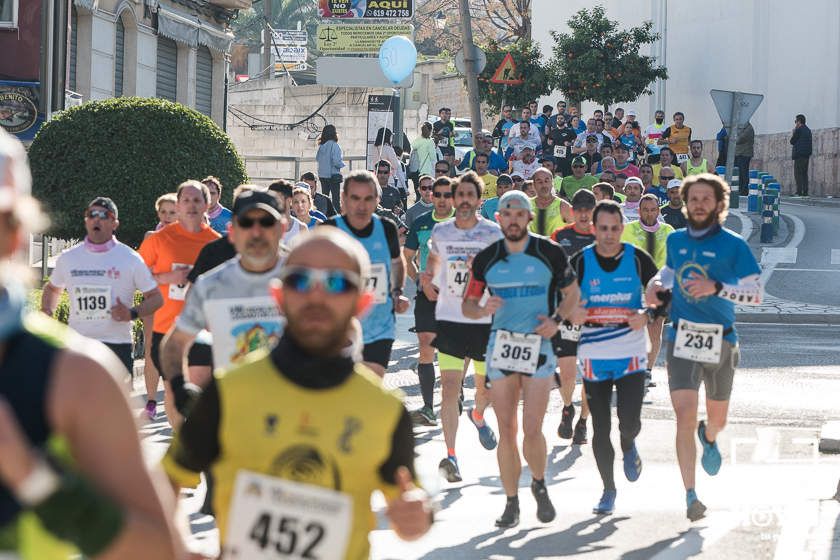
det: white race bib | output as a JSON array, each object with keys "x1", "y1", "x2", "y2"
[
  {"x1": 438, "y1": 137, "x2": 450, "y2": 148},
  {"x1": 365, "y1": 263, "x2": 388, "y2": 304},
  {"x1": 225, "y1": 471, "x2": 352, "y2": 560},
  {"x1": 70, "y1": 285, "x2": 111, "y2": 321},
  {"x1": 558, "y1": 322, "x2": 581, "y2": 342},
  {"x1": 674, "y1": 320, "x2": 723, "y2": 364},
  {"x1": 676, "y1": 153, "x2": 690, "y2": 164},
  {"x1": 491, "y1": 330, "x2": 541, "y2": 374},
  {"x1": 553, "y1": 146, "x2": 567, "y2": 158},
  {"x1": 168, "y1": 263, "x2": 192, "y2": 301},
  {"x1": 445, "y1": 259, "x2": 470, "y2": 298}
]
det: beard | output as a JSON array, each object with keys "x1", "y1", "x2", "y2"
[
  {"x1": 688, "y1": 210, "x2": 718, "y2": 230},
  {"x1": 503, "y1": 225, "x2": 528, "y2": 241},
  {"x1": 655, "y1": 118, "x2": 664, "y2": 124},
  {"x1": 285, "y1": 304, "x2": 354, "y2": 356}
]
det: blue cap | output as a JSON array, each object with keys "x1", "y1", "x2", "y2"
[{"x1": 498, "y1": 190, "x2": 532, "y2": 211}]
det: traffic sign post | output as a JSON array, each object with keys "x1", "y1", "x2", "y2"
[
  {"x1": 454, "y1": 46, "x2": 486, "y2": 76},
  {"x1": 710, "y1": 89, "x2": 764, "y2": 209}
]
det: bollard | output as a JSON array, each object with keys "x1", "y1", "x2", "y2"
[
  {"x1": 729, "y1": 167, "x2": 740, "y2": 209},
  {"x1": 763, "y1": 192, "x2": 778, "y2": 240},
  {"x1": 768, "y1": 184, "x2": 781, "y2": 234},
  {"x1": 748, "y1": 169, "x2": 760, "y2": 212},
  {"x1": 760, "y1": 209, "x2": 774, "y2": 243}
]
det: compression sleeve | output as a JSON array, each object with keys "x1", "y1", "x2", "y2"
[
  {"x1": 717, "y1": 273, "x2": 763, "y2": 305},
  {"x1": 161, "y1": 377, "x2": 220, "y2": 487},
  {"x1": 377, "y1": 407, "x2": 417, "y2": 488},
  {"x1": 653, "y1": 266, "x2": 675, "y2": 289}
]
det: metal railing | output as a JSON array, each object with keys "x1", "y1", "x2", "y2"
[{"x1": 242, "y1": 154, "x2": 368, "y2": 182}]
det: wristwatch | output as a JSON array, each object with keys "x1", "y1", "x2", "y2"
[
  {"x1": 713, "y1": 281, "x2": 723, "y2": 295},
  {"x1": 129, "y1": 307, "x2": 139, "y2": 321}
]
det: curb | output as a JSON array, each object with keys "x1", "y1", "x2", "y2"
[
  {"x1": 781, "y1": 196, "x2": 840, "y2": 208},
  {"x1": 819, "y1": 421, "x2": 840, "y2": 454},
  {"x1": 736, "y1": 313, "x2": 840, "y2": 325}
]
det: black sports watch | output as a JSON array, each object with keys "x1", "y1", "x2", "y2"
[{"x1": 129, "y1": 307, "x2": 139, "y2": 321}]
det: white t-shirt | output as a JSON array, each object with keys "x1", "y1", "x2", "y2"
[
  {"x1": 282, "y1": 217, "x2": 308, "y2": 246},
  {"x1": 430, "y1": 218, "x2": 502, "y2": 323},
  {"x1": 510, "y1": 159, "x2": 541, "y2": 180},
  {"x1": 177, "y1": 257, "x2": 285, "y2": 368},
  {"x1": 50, "y1": 241, "x2": 157, "y2": 343}
]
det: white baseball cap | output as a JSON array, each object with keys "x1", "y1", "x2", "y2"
[
  {"x1": 625, "y1": 176, "x2": 644, "y2": 188},
  {"x1": 667, "y1": 179, "x2": 683, "y2": 191}
]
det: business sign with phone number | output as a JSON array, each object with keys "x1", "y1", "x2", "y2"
[{"x1": 319, "y1": 0, "x2": 413, "y2": 19}]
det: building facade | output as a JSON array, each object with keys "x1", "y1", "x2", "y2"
[{"x1": 0, "y1": 0, "x2": 238, "y2": 133}]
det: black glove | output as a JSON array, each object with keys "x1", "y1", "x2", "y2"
[{"x1": 169, "y1": 373, "x2": 202, "y2": 416}]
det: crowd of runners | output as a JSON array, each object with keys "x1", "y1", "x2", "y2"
[{"x1": 0, "y1": 94, "x2": 763, "y2": 559}]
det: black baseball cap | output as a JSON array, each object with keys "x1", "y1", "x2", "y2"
[
  {"x1": 233, "y1": 189, "x2": 282, "y2": 219},
  {"x1": 571, "y1": 189, "x2": 596, "y2": 209},
  {"x1": 88, "y1": 196, "x2": 118, "y2": 218},
  {"x1": 497, "y1": 174, "x2": 513, "y2": 186}
]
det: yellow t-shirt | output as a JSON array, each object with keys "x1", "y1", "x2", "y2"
[
  {"x1": 529, "y1": 197, "x2": 567, "y2": 236},
  {"x1": 479, "y1": 173, "x2": 498, "y2": 199}
]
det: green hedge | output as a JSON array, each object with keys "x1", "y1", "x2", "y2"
[{"x1": 29, "y1": 97, "x2": 248, "y2": 248}]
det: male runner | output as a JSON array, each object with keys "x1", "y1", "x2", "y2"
[
  {"x1": 403, "y1": 176, "x2": 455, "y2": 425},
  {"x1": 464, "y1": 190, "x2": 580, "y2": 528},
  {"x1": 681, "y1": 140, "x2": 712, "y2": 177},
  {"x1": 269, "y1": 180, "x2": 309, "y2": 245},
  {"x1": 0, "y1": 129, "x2": 185, "y2": 560},
  {"x1": 646, "y1": 173, "x2": 762, "y2": 521},
  {"x1": 162, "y1": 228, "x2": 432, "y2": 560},
  {"x1": 42, "y1": 197, "x2": 162, "y2": 377},
  {"x1": 138, "y1": 180, "x2": 220, "y2": 423},
  {"x1": 202, "y1": 176, "x2": 232, "y2": 234},
  {"x1": 322, "y1": 170, "x2": 409, "y2": 377},
  {"x1": 422, "y1": 171, "x2": 503, "y2": 483},
  {"x1": 161, "y1": 187, "x2": 287, "y2": 394},
  {"x1": 622, "y1": 194, "x2": 675, "y2": 385},
  {"x1": 621, "y1": 177, "x2": 645, "y2": 222},
  {"x1": 480, "y1": 174, "x2": 514, "y2": 222},
  {"x1": 404, "y1": 174, "x2": 434, "y2": 230},
  {"x1": 551, "y1": 189, "x2": 598, "y2": 444},
  {"x1": 660, "y1": 179, "x2": 688, "y2": 230},
  {"x1": 529, "y1": 167, "x2": 572, "y2": 236},
  {"x1": 569, "y1": 200, "x2": 658, "y2": 515}
]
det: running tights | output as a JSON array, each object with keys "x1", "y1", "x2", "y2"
[{"x1": 583, "y1": 373, "x2": 646, "y2": 490}]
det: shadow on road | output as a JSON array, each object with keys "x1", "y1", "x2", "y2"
[{"x1": 412, "y1": 515, "x2": 630, "y2": 559}]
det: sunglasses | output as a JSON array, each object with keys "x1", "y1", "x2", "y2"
[
  {"x1": 660, "y1": 176, "x2": 675, "y2": 181},
  {"x1": 86, "y1": 209, "x2": 112, "y2": 220},
  {"x1": 433, "y1": 191, "x2": 454, "y2": 199},
  {"x1": 279, "y1": 267, "x2": 361, "y2": 295},
  {"x1": 237, "y1": 215, "x2": 278, "y2": 229},
  {"x1": 419, "y1": 185, "x2": 433, "y2": 191}
]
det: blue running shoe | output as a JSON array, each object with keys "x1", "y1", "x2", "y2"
[
  {"x1": 623, "y1": 444, "x2": 642, "y2": 482},
  {"x1": 468, "y1": 408, "x2": 497, "y2": 450},
  {"x1": 438, "y1": 456, "x2": 462, "y2": 483},
  {"x1": 686, "y1": 489, "x2": 707, "y2": 521},
  {"x1": 697, "y1": 421, "x2": 721, "y2": 476},
  {"x1": 593, "y1": 489, "x2": 616, "y2": 515}
]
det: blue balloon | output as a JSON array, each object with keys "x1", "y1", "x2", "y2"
[{"x1": 379, "y1": 36, "x2": 417, "y2": 85}]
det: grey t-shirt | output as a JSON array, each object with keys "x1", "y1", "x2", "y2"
[
  {"x1": 405, "y1": 200, "x2": 433, "y2": 230},
  {"x1": 177, "y1": 256, "x2": 285, "y2": 368}
]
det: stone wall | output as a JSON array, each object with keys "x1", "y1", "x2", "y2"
[{"x1": 703, "y1": 128, "x2": 839, "y2": 197}]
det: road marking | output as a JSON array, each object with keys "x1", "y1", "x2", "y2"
[
  {"x1": 761, "y1": 247, "x2": 797, "y2": 265},
  {"x1": 831, "y1": 249, "x2": 840, "y2": 264},
  {"x1": 760, "y1": 213, "x2": 805, "y2": 289},
  {"x1": 649, "y1": 512, "x2": 741, "y2": 560},
  {"x1": 772, "y1": 268, "x2": 840, "y2": 272}
]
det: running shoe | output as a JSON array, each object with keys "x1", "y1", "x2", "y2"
[
  {"x1": 572, "y1": 418, "x2": 588, "y2": 445},
  {"x1": 410, "y1": 406, "x2": 437, "y2": 426},
  {"x1": 531, "y1": 479, "x2": 556, "y2": 523},
  {"x1": 495, "y1": 498, "x2": 520, "y2": 528},
  {"x1": 593, "y1": 489, "x2": 617, "y2": 515},
  {"x1": 623, "y1": 444, "x2": 642, "y2": 482},
  {"x1": 697, "y1": 421, "x2": 721, "y2": 476},
  {"x1": 144, "y1": 400, "x2": 156, "y2": 421},
  {"x1": 557, "y1": 404, "x2": 575, "y2": 439},
  {"x1": 468, "y1": 408, "x2": 497, "y2": 450},
  {"x1": 438, "y1": 456, "x2": 462, "y2": 483},
  {"x1": 686, "y1": 490, "x2": 707, "y2": 521},
  {"x1": 645, "y1": 368, "x2": 656, "y2": 388}
]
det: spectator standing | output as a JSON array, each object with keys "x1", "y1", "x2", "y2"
[
  {"x1": 790, "y1": 114, "x2": 813, "y2": 196},
  {"x1": 433, "y1": 107, "x2": 457, "y2": 170},
  {"x1": 410, "y1": 122, "x2": 442, "y2": 179},
  {"x1": 715, "y1": 124, "x2": 729, "y2": 168},
  {"x1": 734, "y1": 121, "x2": 755, "y2": 195},
  {"x1": 659, "y1": 112, "x2": 692, "y2": 158},
  {"x1": 316, "y1": 123, "x2": 345, "y2": 212}
]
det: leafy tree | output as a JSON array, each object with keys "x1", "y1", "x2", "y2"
[
  {"x1": 476, "y1": 40, "x2": 554, "y2": 116},
  {"x1": 29, "y1": 97, "x2": 247, "y2": 247},
  {"x1": 547, "y1": 5, "x2": 667, "y2": 110},
  {"x1": 230, "y1": 0, "x2": 317, "y2": 63}
]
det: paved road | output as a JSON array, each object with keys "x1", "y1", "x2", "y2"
[
  {"x1": 766, "y1": 202, "x2": 840, "y2": 308},
  {"x1": 137, "y1": 317, "x2": 840, "y2": 559}
]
